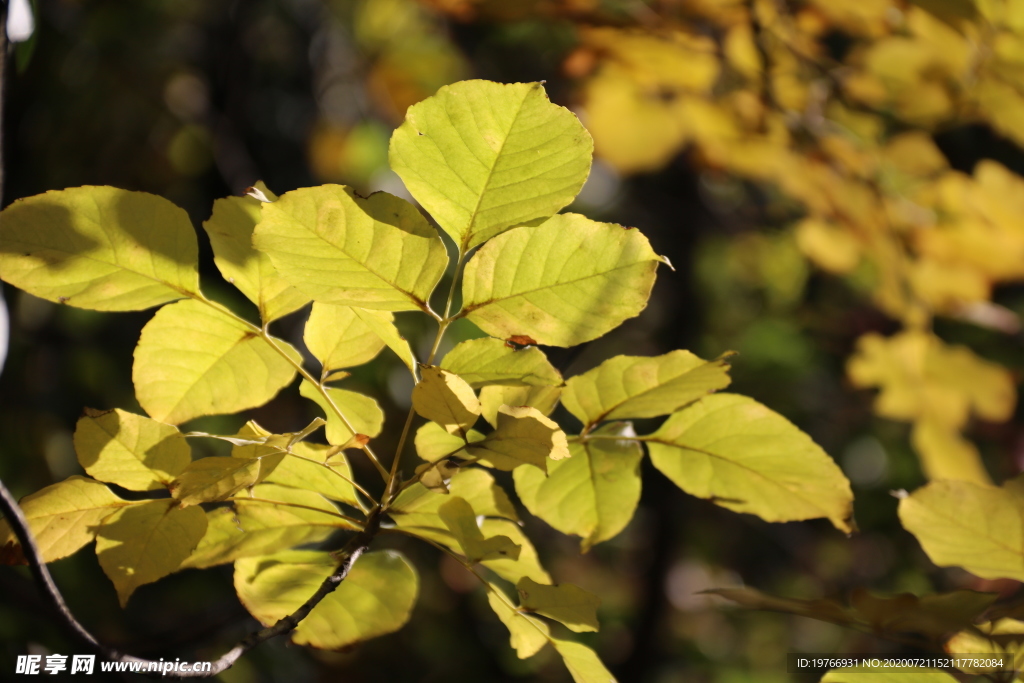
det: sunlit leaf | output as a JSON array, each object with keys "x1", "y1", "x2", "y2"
[
  {"x1": 412, "y1": 366, "x2": 481, "y2": 438},
  {"x1": 479, "y1": 519, "x2": 552, "y2": 585},
  {"x1": 304, "y1": 303, "x2": 387, "y2": 371},
  {"x1": 439, "y1": 496, "x2": 521, "y2": 563},
  {"x1": 414, "y1": 421, "x2": 484, "y2": 462},
  {"x1": 460, "y1": 213, "x2": 665, "y2": 347},
  {"x1": 440, "y1": 337, "x2": 562, "y2": 387},
  {"x1": 562, "y1": 350, "x2": 732, "y2": 427},
  {"x1": 389, "y1": 79, "x2": 593, "y2": 251},
  {"x1": 0, "y1": 186, "x2": 199, "y2": 310},
  {"x1": 0, "y1": 476, "x2": 134, "y2": 563},
  {"x1": 517, "y1": 576, "x2": 600, "y2": 633},
  {"x1": 647, "y1": 394, "x2": 854, "y2": 533},
  {"x1": 480, "y1": 384, "x2": 562, "y2": 428},
  {"x1": 911, "y1": 419, "x2": 991, "y2": 485},
  {"x1": 514, "y1": 422, "x2": 642, "y2": 551},
  {"x1": 898, "y1": 479, "x2": 1024, "y2": 581},
  {"x1": 261, "y1": 442, "x2": 360, "y2": 508},
  {"x1": 202, "y1": 189, "x2": 309, "y2": 322},
  {"x1": 487, "y1": 583, "x2": 550, "y2": 659},
  {"x1": 133, "y1": 299, "x2": 300, "y2": 424},
  {"x1": 170, "y1": 454, "x2": 283, "y2": 507},
  {"x1": 351, "y1": 306, "x2": 416, "y2": 372},
  {"x1": 390, "y1": 468, "x2": 518, "y2": 532},
  {"x1": 300, "y1": 380, "x2": 384, "y2": 445},
  {"x1": 466, "y1": 405, "x2": 570, "y2": 472},
  {"x1": 253, "y1": 185, "x2": 447, "y2": 312},
  {"x1": 820, "y1": 669, "x2": 957, "y2": 682},
  {"x1": 73, "y1": 408, "x2": 191, "y2": 491},
  {"x1": 552, "y1": 638, "x2": 617, "y2": 683},
  {"x1": 95, "y1": 499, "x2": 207, "y2": 606},
  {"x1": 234, "y1": 549, "x2": 418, "y2": 649}
]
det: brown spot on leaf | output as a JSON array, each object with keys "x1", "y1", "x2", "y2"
[
  {"x1": 0, "y1": 540, "x2": 27, "y2": 565},
  {"x1": 58, "y1": 296, "x2": 69, "y2": 304},
  {"x1": 505, "y1": 335, "x2": 538, "y2": 348}
]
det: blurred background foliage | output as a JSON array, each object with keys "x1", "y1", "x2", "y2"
[{"x1": 2, "y1": 0, "x2": 1024, "y2": 681}]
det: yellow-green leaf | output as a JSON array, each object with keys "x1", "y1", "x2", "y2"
[
  {"x1": 898, "y1": 480, "x2": 1024, "y2": 581},
  {"x1": 517, "y1": 576, "x2": 600, "y2": 633},
  {"x1": 95, "y1": 499, "x2": 207, "y2": 606},
  {"x1": 262, "y1": 442, "x2": 360, "y2": 507},
  {"x1": 133, "y1": 299, "x2": 300, "y2": 424},
  {"x1": 304, "y1": 303, "x2": 387, "y2": 372},
  {"x1": 552, "y1": 638, "x2": 618, "y2": 683},
  {"x1": 412, "y1": 366, "x2": 481, "y2": 438},
  {"x1": 460, "y1": 213, "x2": 664, "y2": 347},
  {"x1": 0, "y1": 476, "x2": 134, "y2": 563},
  {"x1": 911, "y1": 420, "x2": 992, "y2": 485},
  {"x1": 440, "y1": 337, "x2": 562, "y2": 387},
  {"x1": 438, "y1": 496, "x2": 521, "y2": 563},
  {"x1": 480, "y1": 384, "x2": 562, "y2": 428},
  {"x1": 390, "y1": 467, "x2": 518, "y2": 531},
  {"x1": 647, "y1": 394, "x2": 854, "y2": 533},
  {"x1": 414, "y1": 421, "x2": 484, "y2": 462},
  {"x1": 479, "y1": 519, "x2": 552, "y2": 585},
  {"x1": 487, "y1": 583, "x2": 550, "y2": 659},
  {"x1": 0, "y1": 186, "x2": 200, "y2": 310},
  {"x1": 182, "y1": 484, "x2": 349, "y2": 569},
  {"x1": 389, "y1": 79, "x2": 593, "y2": 252},
  {"x1": 202, "y1": 191, "x2": 309, "y2": 322},
  {"x1": 253, "y1": 185, "x2": 448, "y2": 312},
  {"x1": 170, "y1": 455, "x2": 283, "y2": 506},
  {"x1": 74, "y1": 408, "x2": 191, "y2": 491},
  {"x1": 465, "y1": 405, "x2": 569, "y2": 472},
  {"x1": 562, "y1": 350, "x2": 732, "y2": 426},
  {"x1": 299, "y1": 380, "x2": 384, "y2": 445},
  {"x1": 351, "y1": 307, "x2": 417, "y2": 373},
  {"x1": 820, "y1": 670, "x2": 957, "y2": 682},
  {"x1": 234, "y1": 549, "x2": 418, "y2": 649},
  {"x1": 514, "y1": 422, "x2": 642, "y2": 551}
]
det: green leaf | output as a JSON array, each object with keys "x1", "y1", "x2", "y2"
[
  {"x1": 517, "y1": 576, "x2": 600, "y2": 633},
  {"x1": 253, "y1": 186, "x2": 448, "y2": 312},
  {"x1": 898, "y1": 480, "x2": 1024, "y2": 581},
  {"x1": 460, "y1": 213, "x2": 664, "y2": 347},
  {"x1": 304, "y1": 303, "x2": 387, "y2": 372},
  {"x1": 389, "y1": 79, "x2": 593, "y2": 252},
  {"x1": 414, "y1": 421, "x2": 484, "y2": 462},
  {"x1": 820, "y1": 670, "x2": 957, "y2": 682},
  {"x1": 479, "y1": 519, "x2": 552, "y2": 586},
  {"x1": 486, "y1": 583, "x2": 551, "y2": 659},
  {"x1": 465, "y1": 405, "x2": 570, "y2": 472},
  {"x1": 390, "y1": 468, "x2": 518, "y2": 531},
  {"x1": 352, "y1": 306, "x2": 417, "y2": 373},
  {"x1": 438, "y1": 497, "x2": 521, "y2": 563},
  {"x1": 299, "y1": 380, "x2": 385, "y2": 445},
  {"x1": 202, "y1": 191, "x2": 309, "y2": 322},
  {"x1": 262, "y1": 442, "x2": 360, "y2": 508},
  {"x1": 562, "y1": 351, "x2": 732, "y2": 426},
  {"x1": 74, "y1": 408, "x2": 191, "y2": 491},
  {"x1": 440, "y1": 337, "x2": 563, "y2": 387},
  {"x1": 647, "y1": 394, "x2": 854, "y2": 533},
  {"x1": 0, "y1": 186, "x2": 200, "y2": 310},
  {"x1": 133, "y1": 299, "x2": 300, "y2": 424},
  {"x1": 182, "y1": 484, "x2": 352, "y2": 569},
  {"x1": 0, "y1": 476, "x2": 133, "y2": 563},
  {"x1": 234, "y1": 549, "x2": 418, "y2": 649},
  {"x1": 95, "y1": 499, "x2": 207, "y2": 606},
  {"x1": 480, "y1": 384, "x2": 562, "y2": 428},
  {"x1": 412, "y1": 366, "x2": 481, "y2": 438},
  {"x1": 552, "y1": 638, "x2": 618, "y2": 683},
  {"x1": 514, "y1": 422, "x2": 642, "y2": 551},
  {"x1": 170, "y1": 455, "x2": 283, "y2": 506}
]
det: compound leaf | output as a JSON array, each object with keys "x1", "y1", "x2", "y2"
[
  {"x1": 0, "y1": 476, "x2": 134, "y2": 563},
  {"x1": 647, "y1": 394, "x2": 854, "y2": 533},
  {"x1": 253, "y1": 185, "x2": 447, "y2": 312},
  {"x1": 389, "y1": 79, "x2": 593, "y2": 251},
  {"x1": 74, "y1": 408, "x2": 191, "y2": 491},
  {"x1": 514, "y1": 422, "x2": 642, "y2": 551},
  {"x1": 461, "y1": 213, "x2": 664, "y2": 347},
  {"x1": 235, "y1": 549, "x2": 418, "y2": 650},
  {"x1": 898, "y1": 479, "x2": 1024, "y2": 581},
  {"x1": 466, "y1": 405, "x2": 570, "y2": 472},
  {"x1": 440, "y1": 337, "x2": 562, "y2": 387},
  {"x1": 133, "y1": 299, "x2": 300, "y2": 424},
  {"x1": 300, "y1": 380, "x2": 384, "y2": 445},
  {"x1": 439, "y1": 496, "x2": 521, "y2": 563},
  {"x1": 202, "y1": 190, "x2": 309, "y2": 322},
  {"x1": 517, "y1": 576, "x2": 600, "y2": 633},
  {"x1": 95, "y1": 499, "x2": 207, "y2": 606},
  {"x1": 0, "y1": 186, "x2": 200, "y2": 310},
  {"x1": 562, "y1": 350, "x2": 732, "y2": 426}
]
